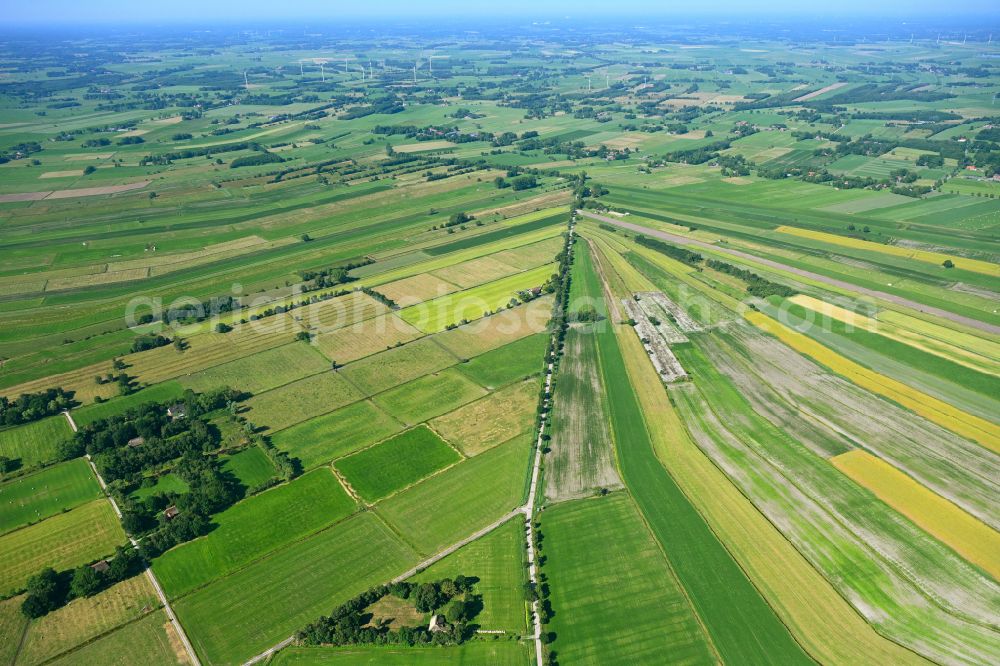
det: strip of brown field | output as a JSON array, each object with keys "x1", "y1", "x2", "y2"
[
  {"x1": 792, "y1": 82, "x2": 848, "y2": 102},
  {"x1": 0, "y1": 180, "x2": 150, "y2": 203}
]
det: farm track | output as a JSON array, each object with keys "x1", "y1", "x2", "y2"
[
  {"x1": 578, "y1": 210, "x2": 1000, "y2": 336},
  {"x1": 62, "y1": 410, "x2": 201, "y2": 666}
]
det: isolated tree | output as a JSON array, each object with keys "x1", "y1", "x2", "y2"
[{"x1": 943, "y1": 259, "x2": 955, "y2": 268}]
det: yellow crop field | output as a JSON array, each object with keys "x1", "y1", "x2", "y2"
[
  {"x1": 775, "y1": 225, "x2": 1000, "y2": 277},
  {"x1": 832, "y1": 450, "x2": 1000, "y2": 580},
  {"x1": 877, "y1": 309, "x2": 1000, "y2": 362},
  {"x1": 790, "y1": 295, "x2": 1000, "y2": 376},
  {"x1": 746, "y1": 311, "x2": 1000, "y2": 453}
]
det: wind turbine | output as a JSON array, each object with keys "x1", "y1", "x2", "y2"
[
  {"x1": 243, "y1": 71, "x2": 249, "y2": 90},
  {"x1": 320, "y1": 63, "x2": 325, "y2": 82},
  {"x1": 584, "y1": 74, "x2": 592, "y2": 92},
  {"x1": 429, "y1": 55, "x2": 449, "y2": 77}
]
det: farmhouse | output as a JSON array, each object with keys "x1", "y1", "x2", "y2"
[
  {"x1": 127, "y1": 436, "x2": 145, "y2": 448},
  {"x1": 428, "y1": 614, "x2": 448, "y2": 633},
  {"x1": 167, "y1": 404, "x2": 186, "y2": 420},
  {"x1": 164, "y1": 505, "x2": 180, "y2": 521},
  {"x1": 90, "y1": 559, "x2": 110, "y2": 573}
]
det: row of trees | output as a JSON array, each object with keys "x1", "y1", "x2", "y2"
[
  {"x1": 0, "y1": 388, "x2": 75, "y2": 427},
  {"x1": 297, "y1": 577, "x2": 477, "y2": 648},
  {"x1": 21, "y1": 546, "x2": 143, "y2": 618}
]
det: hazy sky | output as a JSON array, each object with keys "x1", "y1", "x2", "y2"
[{"x1": 3, "y1": 0, "x2": 998, "y2": 25}]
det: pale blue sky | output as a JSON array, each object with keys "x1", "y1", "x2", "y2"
[{"x1": 2, "y1": 0, "x2": 998, "y2": 25}]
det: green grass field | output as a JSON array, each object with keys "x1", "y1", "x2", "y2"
[
  {"x1": 0, "y1": 595, "x2": 29, "y2": 665},
  {"x1": 270, "y1": 400, "x2": 404, "y2": 470},
  {"x1": 154, "y1": 469, "x2": 356, "y2": 598},
  {"x1": 594, "y1": 324, "x2": 811, "y2": 665},
  {"x1": 0, "y1": 416, "x2": 74, "y2": 471},
  {"x1": 411, "y1": 518, "x2": 527, "y2": 634},
  {"x1": 0, "y1": 458, "x2": 102, "y2": 535},
  {"x1": 335, "y1": 425, "x2": 461, "y2": 502},
  {"x1": 542, "y1": 494, "x2": 716, "y2": 664},
  {"x1": 131, "y1": 472, "x2": 189, "y2": 501},
  {"x1": 244, "y1": 370, "x2": 361, "y2": 432},
  {"x1": 0, "y1": 499, "x2": 126, "y2": 596},
  {"x1": 376, "y1": 436, "x2": 530, "y2": 555},
  {"x1": 371, "y1": 368, "x2": 487, "y2": 426},
  {"x1": 173, "y1": 511, "x2": 418, "y2": 664},
  {"x1": 220, "y1": 446, "x2": 276, "y2": 490},
  {"x1": 454, "y1": 333, "x2": 548, "y2": 388}
]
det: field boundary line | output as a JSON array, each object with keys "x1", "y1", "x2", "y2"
[
  {"x1": 62, "y1": 410, "x2": 202, "y2": 666},
  {"x1": 673, "y1": 349, "x2": 1000, "y2": 635},
  {"x1": 577, "y1": 210, "x2": 1000, "y2": 336}
]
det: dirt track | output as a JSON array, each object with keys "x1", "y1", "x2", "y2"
[{"x1": 577, "y1": 211, "x2": 1000, "y2": 336}]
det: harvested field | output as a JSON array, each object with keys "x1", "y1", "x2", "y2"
[
  {"x1": 127, "y1": 318, "x2": 303, "y2": 386},
  {"x1": 244, "y1": 370, "x2": 362, "y2": 432},
  {"x1": 270, "y1": 400, "x2": 403, "y2": 470},
  {"x1": 0, "y1": 499, "x2": 125, "y2": 596},
  {"x1": 0, "y1": 595, "x2": 29, "y2": 665},
  {"x1": 39, "y1": 170, "x2": 84, "y2": 179},
  {"x1": 832, "y1": 449, "x2": 1000, "y2": 580},
  {"x1": 340, "y1": 336, "x2": 458, "y2": 396},
  {"x1": 180, "y1": 342, "x2": 329, "y2": 394},
  {"x1": 547, "y1": 326, "x2": 621, "y2": 502},
  {"x1": 0, "y1": 180, "x2": 151, "y2": 203},
  {"x1": 393, "y1": 140, "x2": 456, "y2": 152},
  {"x1": 312, "y1": 314, "x2": 423, "y2": 364},
  {"x1": 298, "y1": 291, "x2": 388, "y2": 332},
  {"x1": 400, "y1": 264, "x2": 556, "y2": 333},
  {"x1": 435, "y1": 296, "x2": 553, "y2": 358},
  {"x1": 374, "y1": 274, "x2": 460, "y2": 306},
  {"x1": 430, "y1": 379, "x2": 539, "y2": 455},
  {"x1": 18, "y1": 574, "x2": 160, "y2": 665},
  {"x1": 46, "y1": 610, "x2": 189, "y2": 666},
  {"x1": 430, "y1": 256, "x2": 520, "y2": 289},
  {"x1": 792, "y1": 82, "x2": 848, "y2": 102}
]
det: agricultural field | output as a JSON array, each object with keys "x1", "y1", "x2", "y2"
[
  {"x1": 334, "y1": 425, "x2": 461, "y2": 502},
  {"x1": 0, "y1": 459, "x2": 102, "y2": 534},
  {"x1": 1, "y1": 11, "x2": 999, "y2": 666}
]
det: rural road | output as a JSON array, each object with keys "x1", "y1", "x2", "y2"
[
  {"x1": 577, "y1": 210, "x2": 1000, "y2": 336},
  {"x1": 63, "y1": 411, "x2": 202, "y2": 666}
]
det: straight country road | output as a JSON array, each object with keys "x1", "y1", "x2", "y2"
[{"x1": 577, "y1": 210, "x2": 1000, "y2": 336}]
